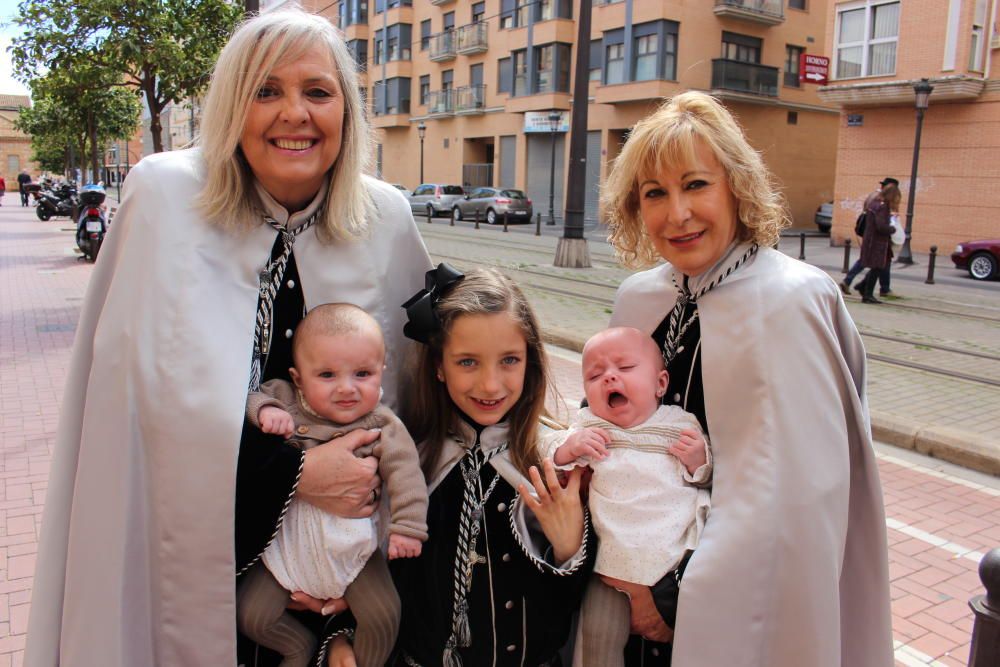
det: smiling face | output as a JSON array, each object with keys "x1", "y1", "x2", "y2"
[
  {"x1": 638, "y1": 139, "x2": 741, "y2": 277},
  {"x1": 439, "y1": 312, "x2": 528, "y2": 427},
  {"x1": 582, "y1": 327, "x2": 667, "y2": 429},
  {"x1": 289, "y1": 330, "x2": 384, "y2": 424},
  {"x1": 239, "y1": 44, "x2": 345, "y2": 211}
]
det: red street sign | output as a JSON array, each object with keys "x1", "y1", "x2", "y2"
[{"x1": 800, "y1": 54, "x2": 829, "y2": 85}]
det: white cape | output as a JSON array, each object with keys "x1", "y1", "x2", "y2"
[
  {"x1": 610, "y1": 248, "x2": 893, "y2": 667},
  {"x1": 25, "y1": 149, "x2": 432, "y2": 666}
]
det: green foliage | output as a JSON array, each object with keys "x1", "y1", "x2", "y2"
[{"x1": 11, "y1": 0, "x2": 243, "y2": 153}]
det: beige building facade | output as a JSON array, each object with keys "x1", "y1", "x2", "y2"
[
  {"x1": 0, "y1": 95, "x2": 40, "y2": 185},
  {"x1": 819, "y1": 0, "x2": 1000, "y2": 252},
  {"x1": 299, "y1": 0, "x2": 839, "y2": 227}
]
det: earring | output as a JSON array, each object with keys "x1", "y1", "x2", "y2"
[{"x1": 436, "y1": 372, "x2": 444, "y2": 382}]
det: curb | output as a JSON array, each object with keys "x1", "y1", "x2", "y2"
[{"x1": 541, "y1": 327, "x2": 1000, "y2": 477}]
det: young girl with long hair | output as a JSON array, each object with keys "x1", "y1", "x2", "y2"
[{"x1": 391, "y1": 265, "x2": 595, "y2": 667}]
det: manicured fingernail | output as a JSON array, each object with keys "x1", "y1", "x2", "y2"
[
  {"x1": 290, "y1": 593, "x2": 302, "y2": 602},
  {"x1": 321, "y1": 604, "x2": 336, "y2": 616}
]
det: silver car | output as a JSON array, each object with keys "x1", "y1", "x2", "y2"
[
  {"x1": 409, "y1": 183, "x2": 465, "y2": 218},
  {"x1": 451, "y1": 187, "x2": 533, "y2": 224}
]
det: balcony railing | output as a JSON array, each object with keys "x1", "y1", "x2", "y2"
[
  {"x1": 426, "y1": 88, "x2": 455, "y2": 116},
  {"x1": 713, "y1": 0, "x2": 784, "y2": 25},
  {"x1": 711, "y1": 59, "x2": 779, "y2": 97},
  {"x1": 429, "y1": 30, "x2": 456, "y2": 61},
  {"x1": 456, "y1": 22, "x2": 488, "y2": 55},
  {"x1": 430, "y1": 0, "x2": 454, "y2": 5},
  {"x1": 455, "y1": 85, "x2": 486, "y2": 114}
]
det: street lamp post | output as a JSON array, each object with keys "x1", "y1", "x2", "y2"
[
  {"x1": 897, "y1": 78, "x2": 934, "y2": 265},
  {"x1": 417, "y1": 122, "x2": 426, "y2": 185},
  {"x1": 547, "y1": 110, "x2": 560, "y2": 225}
]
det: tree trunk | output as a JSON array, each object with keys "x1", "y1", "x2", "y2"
[
  {"x1": 88, "y1": 108, "x2": 100, "y2": 184},
  {"x1": 144, "y1": 78, "x2": 164, "y2": 153}
]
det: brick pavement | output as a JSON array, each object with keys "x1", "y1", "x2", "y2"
[{"x1": 1, "y1": 206, "x2": 999, "y2": 665}]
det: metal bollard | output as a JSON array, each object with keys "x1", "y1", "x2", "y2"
[
  {"x1": 474, "y1": 209, "x2": 480, "y2": 230},
  {"x1": 503, "y1": 211, "x2": 509, "y2": 232},
  {"x1": 535, "y1": 212, "x2": 541, "y2": 236},
  {"x1": 449, "y1": 209, "x2": 454, "y2": 227},
  {"x1": 968, "y1": 547, "x2": 1000, "y2": 667},
  {"x1": 426, "y1": 207, "x2": 432, "y2": 224},
  {"x1": 842, "y1": 238, "x2": 852, "y2": 273},
  {"x1": 798, "y1": 232, "x2": 806, "y2": 260},
  {"x1": 925, "y1": 245, "x2": 937, "y2": 285}
]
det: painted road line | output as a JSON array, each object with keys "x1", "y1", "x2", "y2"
[
  {"x1": 893, "y1": 640, "x2": 950, "y2": 666},
  {"x1": 885, "y1": 517, "x2": 984, "y2": 564}
]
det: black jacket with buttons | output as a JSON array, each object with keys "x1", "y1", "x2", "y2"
[{"x1": 393, "y1": 423, "x2": 596, "y2": 666}]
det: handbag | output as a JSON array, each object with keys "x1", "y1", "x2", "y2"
[{"x1": 890, "y1": 214, "x2": 905, "y2": 248}]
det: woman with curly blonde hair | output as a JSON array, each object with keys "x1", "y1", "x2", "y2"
[{"x1": 598, "y1": 92, "x2": 892, "y2": 667}]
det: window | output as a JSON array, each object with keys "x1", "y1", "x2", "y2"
[
  {"x1": 533, "y1": 43, "x2": 571, "y2": 93},
  {"x1": 374, "y1": 24, "x2": 412, "y2": 63},
  {"x1": 498, "y1": 57, "x2": 513, "y2": 93},
  {"x1": 834, "y1": 1, "x2": 899, "y2": 78},
  {"x1": 605, "y1": 43, "x2": 625, "y2": 84},
  {"x1": 443, "y1": 11, "x2": 455, "y2": 31},
  {"x1": 785, "y1": 45, "x2": 803, "y2": 87},
  {"x1": 722, "y1": 31, "x2": 762, "y2": 63},
  {"x1": 515, "y1": 0, "x2": 530, "y2": 27},
  {"x1": 589, "y1": 40, "x2": 602, "y2": 81},
  {"x1": 635, "y1": 34, "x2": 658, "y2": 81},
  {"x1": 787, "y1": 111, "x2": 798, "y2": 125},
  {"x1": 442, "y1": 69, "x2": 453, "y2": 92},
  {"x1": 420, "y1": 74, "x2": 430, "y2": 105},
  {"x1": 374, "y1": 0, "x2": 410, "y2": 13},
  {"x1": 372, "y1": 77, "x2": 411, "y2": 115},
  {"x1": 788, "y1": 0, "x2": 806, "y2": 9},
  {"x1": 342, "y1": 0, "x2": 368, "y2": 26},
  {"x1": 421, "y1": 19, "x2": 431, "y2": 50},
  {"x1": 472, "y1": 2, "x2": 485, "y2": 23},
  {"x1": 513, "y1": 50, "x2": 528, "y2": 96},
  {"x1": 971, "y1": 0, "x2": 987, "y2": 71},
  {"x1": 500, "y1": 0, "x2": 515, "y2": 28},
  {"x1": 348, "y1": 39, "x2": 368, "y2": 72},
  {"x1": 536, "y1": 0, "x2": 571, "y2": 21}
]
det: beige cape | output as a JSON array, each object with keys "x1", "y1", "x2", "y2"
[
  {"x1": 25, "y1": 149, "x2": 432, "y2": 666},
  {"x1": 610, "y1": 247, "x2": 893, "y2": 667}
]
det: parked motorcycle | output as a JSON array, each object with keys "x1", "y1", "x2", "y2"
[
  {"x1": 35, "y1": 181, "x2": 78, "y2": 221},
  {"x1": 75, "y1": 184, "x2": 108, "y2": 262}
]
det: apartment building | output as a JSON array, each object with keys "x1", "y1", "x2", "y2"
[
  {"x1": 0, "y1": 95, "x2": 39, "y2": 181},
  {"x1": 818, "y1": 0, "x2": 1000, "y2": 253},
  {"x1": 312, "y1": 0, "x2": 839, "y2": 227}
]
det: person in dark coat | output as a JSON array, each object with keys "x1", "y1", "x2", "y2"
[
  {"x1": 858, "y1": 182, "x2": 901, "y2": 304},
  {"x1": 17, "y1": 170, "x2": 32, "y2": 206},
  {"x1": 840, "y1": 177, "x2": 897, "y2": 297}
]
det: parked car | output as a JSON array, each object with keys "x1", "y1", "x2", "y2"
[
  {"x1": 452, "y1": 187, "x2": 533, "y2": 224},
  {"x1": 951, "y1": 239, "x2": 1000, "y2": 281},
  {"x1": 391, "y1": 183, "x2": 411, "y2": 198},
  {"x1": 814, "y1": 201, "x2": 833, "y2": 233},
  {"x1": 409, "y1": 183, "x2": 465, "y2": 218}
]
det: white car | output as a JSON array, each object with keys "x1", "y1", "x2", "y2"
[{"x1": 391, "y1": 184, "x2": 412, "y2": 198}]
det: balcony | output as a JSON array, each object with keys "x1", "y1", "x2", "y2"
[
  {"x1": 429, "y1": 30, "x2": 456, "y2": 62},
  {"x1": 430, "y1": 0, "x2": 454, "y2": 5},
  {"x1": 713, "y1": 0, "x2": 784, "y2": 26},
  {"x1": 454, "y1": 85, "x2": 487, "y2": 114},
  {"x1": 456, "y1": 22, "x2": 488, "y2": 55},
  {"x1": 711, "y1": 59, "x2": 779, "y2": 97},
  {"x1": 426, "y1": 89, "x2": 455, "y2": 117}
]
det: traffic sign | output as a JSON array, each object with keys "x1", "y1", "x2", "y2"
[{"x1": 799, "y1": 54, "x2": 829, "y2": 85}]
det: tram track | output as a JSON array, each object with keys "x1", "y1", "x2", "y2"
[{"x1": 431, "y1": 251, "x2": 1000, "y2": 390}]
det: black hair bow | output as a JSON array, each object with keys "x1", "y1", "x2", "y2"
[{"x1": 401, "y1": 263, "x2": 465, "y2": 344}]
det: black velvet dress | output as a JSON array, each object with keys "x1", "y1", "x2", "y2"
[{"x1": 622, "y1": 301, "x2": 707, "y2": 667}]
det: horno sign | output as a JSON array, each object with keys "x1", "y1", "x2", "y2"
[{"x1": 799, "y1": 54, "x2": 829, "y2": 85}]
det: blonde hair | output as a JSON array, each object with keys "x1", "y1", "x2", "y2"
[
  {"x1": 603, "y1": 91, "x2": 789, "y2": 268},
  {"x1": 292, "y1": 303, "x2": 384, "y2": 366},
  {"x1": 196, "y1": 9, "x2": 374, "y2": 241},
  {"x1": 402, "y1": 269, "x2": 551, "y2": 478}
]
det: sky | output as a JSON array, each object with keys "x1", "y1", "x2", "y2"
[{"x1": 0, "y1": 0, "x2": 32, "y2": 97}]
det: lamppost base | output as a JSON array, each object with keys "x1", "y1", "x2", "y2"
[
  {"x1": 896, "y1": 257, "x2": 916, "y2": 266},
  {"x1": 554, "y1": 237, "x2": 592, "y2": 268}
]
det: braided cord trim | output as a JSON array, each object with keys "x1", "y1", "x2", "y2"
[
  {"x1": 314, "y1": 625, "x2": 355, "y2": 667},
  {"x1": 236, "y1": 449, "x2": 306, "y2": 577},
  {"x1": 508, "y1": 496, "x2": 592, "y2": 576}
]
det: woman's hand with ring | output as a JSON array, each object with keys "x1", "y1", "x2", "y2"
[
  {"x1": 287, "y1": 592, "x2": 349, "y2": 616},
  {"x1": 297, "y1": 429, "x2": 382, "y2": 518}
]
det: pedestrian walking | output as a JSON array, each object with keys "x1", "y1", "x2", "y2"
[
  {"x1": 24, "y1": 9, "x2": 431, "y2": 667},
  {"x1": 602, "y1": 91, "x2": 893, "y2": 667},
  {"x1": 17, "y1": 169, "x2": 31, "y2": 206},
  {"x1": 857, "y1": 181, "x2": 901, "y2": 304},
  {"x1": 0, "y1": 175, "x2": 6, "y2": 206},
  {"x1": 841, "y1": 177, "x2": 898, "y2": 297}
]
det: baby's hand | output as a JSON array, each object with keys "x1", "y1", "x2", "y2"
[
  {"x1": 259, "y1": 406, "x2": 295, "y2": 439},
  {"x1": 388, "y1": 534, "x2": 422, "y2": 560},
  {"x1": 553, "y1": 427, "x2": 611, "y2": 466},
  {"x1": 668, "y1": 429, "x2": 707, "y2": 475}
]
